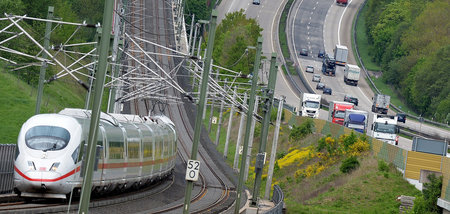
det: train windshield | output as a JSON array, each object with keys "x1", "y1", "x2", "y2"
[{"x1": 25, "y1": 126, "x2": 70, "y2": 151}]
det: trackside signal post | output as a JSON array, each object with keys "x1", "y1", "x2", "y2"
[
  {"x1": 35, "y1": 6, "x2": 53, "y2": 115},
  {"x1": 183, "y1": 9, "x2": 218, "y2": 214},
  {"x1": 252, "y1": 53, "x2": 278, "y2": 206},
  {"x1": 234, "y1": 37, "x2": 263, "y2": 214},
  {"x1": 78, "y1": 0, "x2": 114, "y2": 213}
]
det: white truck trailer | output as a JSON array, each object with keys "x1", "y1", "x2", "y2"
[
  {"x1": 371, "y1": 114, "x2": 399, "y2": 145},
  {"x1": 344, "y1": 64, "x2": 361, "y2": 86},
  {"x1": 299, "y1": 93, "x2": 321, "y2": 118},
  {"x1": 334, "y1": 44, "x2": 348, "y2": 66}
]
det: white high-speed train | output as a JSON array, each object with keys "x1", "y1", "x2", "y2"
[{"x1": 14, "y1": 108, "x2": 177, "y2": 199}]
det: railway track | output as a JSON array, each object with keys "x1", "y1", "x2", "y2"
[
  {"x1": 1, "y1": 0, "x2": 236, "y2": 212},
  {"x1": 137, "y1": 0, "x2": 233, "y2": 212},
  {"x1": 0, "y1": 178, "x2": 174, "y2": 214}
]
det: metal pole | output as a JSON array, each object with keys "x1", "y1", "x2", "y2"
[
  {"x1": 108, "y1": 1, "x2": 123, "y2": 113},
  {"x1": 202, "y1": 58, "x2": 212, "y2": 121},
  {"x1": 244, "y1": 96, "x2": 259, "y2": 181},
  {"x1": 188, "y1": 14, "x2": 195, "y2": 54},
  {"x1": 251, "y1": 53, "x2": 277, "y2": 206},
  {"x1": 224, "y1": 87, "x2": 237, "y2": 158},
  {"x1": 233, "y1": 93, "x2": 247, "y2": 170},
  {"x1": 208, "y1": 67, "x2": 219, "y2": 133},
  {"x1": 192, "y1": 35, "x2": 202, "y2": 92},
  {"x1": 78, "y1": 0, "x2": 114, "y2": 213},
  {"x1": 183, "y1": 10, "x2": 217, "y2": 214},
  {"x1": 234, "y1": 37, "x2": 263, "y2": 213},
  {"x1": 265, "y1": 96, "x2": 284, "y2": 199},
  {"x1": 85, "y1": 28, "x2": 101, "y2": 110},
  {"x1": 215, "y1": 79, "x2": 227, "y2": 146},
  {"x1": 35, "y1": 6, "x2": 53, "y2": 115}
]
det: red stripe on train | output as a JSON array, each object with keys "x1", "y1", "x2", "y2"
[{"x1": 14, "y1": 166, "x2": 80, "y2": 182}]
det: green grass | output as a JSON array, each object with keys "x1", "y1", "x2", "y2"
[
  {"x1": 0, "y1": 62, "x2": 102, "y2": 144},
  {"x1": 0, "y1": 72, "x2": 37, "y2": 143},
  {"x1": 279, "y1": 0, "x2": 297, "y2": 76},
  {"x1": 354, "y1": 5, "x2": 380, "y2": 72},
  {"x1": 286, "y1": 157, "x2": 421, "y2": 213}
]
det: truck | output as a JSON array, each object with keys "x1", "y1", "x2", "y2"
[
  {"x1": 344, "y1": 109, "x2": 369, "y2": 133},
  {"x1": 344, "y1": 64, "x2": 361, "y2": 86},
  {"x1": 371, "y1": 114, "x2": 399, "y2": 145},
  {"x1": 299, "y1": 93, "x2": 321, "y2": 118},
  {"x1": 321, "y1": 54, "x2": 336, "y2": 76},
  {"x1": 371, "y1": 94, "x2": 391, "y2": 114},
  {"x1": 328, "y1": 101, "x2": 354, "y2": 125},
  {"x1": 336, "y1": 0, "x2": 348, "y2": 6},
  {"x1": 334, "y1": 44, "x2": 348, "y2": 66}
]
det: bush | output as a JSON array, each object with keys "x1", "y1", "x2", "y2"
[
  {"x1": 378, "y1": 160, "x2": 389, "y2": 172},
  {"x1": 340, "y1": 156, "x2": 360, "y2": 173},
  {"x1": 289, "y1": 118, "x2": 314, "y2": 141},
  {"x1": 413, "y1": 173, "x2": 443, "y2": 213}
]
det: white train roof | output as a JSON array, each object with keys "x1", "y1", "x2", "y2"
[{"x1": 58, "y1": 108, "x2": 172, "y2": 126}]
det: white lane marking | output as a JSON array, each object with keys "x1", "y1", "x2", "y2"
[
  {"x1": 228, "y1": 0, "x2": 237, "y2": 13},
  {"x1": 337, "y1": 0, "x2": 353, "y2": 45},
  {"x1": 358, "y1": 86, "x2": 372, "y2": 103}
]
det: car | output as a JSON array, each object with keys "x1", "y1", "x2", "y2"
[
  {"x1": 300, "y1": 48, "x2": 308, "y2": 56},
  {"x1": 318, "y1": 50, "x2": 325, "y2": 58},
  {"x1": 397, "y1": 113, "x2": 407, "y2": 123},
  {"x1": 323, "y1": 87, "x2": 332, "y2": 95},
  {"x1": 252, "y1": 0, "x2": 260, "y2": 5},
  {"x1": 312, "y1": 74, "x2": 321, "y2": 82},
  {"x1": 306, "y1": 65, "x2": 314, "y2": 73},
  {"x1": 316, "y1": 82, "x2": 325, "y2": 90},
  {"x1": 344, "y1": 94, "x2": 359, "y2": 106}
]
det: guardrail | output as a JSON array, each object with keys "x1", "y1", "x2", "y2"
[
  {"x1": 352, "y1": 0, "x2": 449, "y2": 129},
  {"x1": 0, "y1": 144, "x2": 15, "y2": 194},
  {"x1": 264, "y1": 185, "x2": 285, "y2": 214}
]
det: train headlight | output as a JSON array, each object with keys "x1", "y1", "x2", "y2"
[
  {"x1": 50, "y1": 162, "x2": 60, "y2": 171},
  {"x1": 27, "y1": 161, "x2": 36, "y2": 170}
]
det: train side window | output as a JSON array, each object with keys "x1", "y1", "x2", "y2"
[
  {"x1": 128, "y1": 140, "x2": 139, "y2": 159},
  {"x1": 143, "y1": 138, "x2": 153, "y2": 158},
  {"x1": 109, "y1": 141, "x2": 124, "y2": 159}
]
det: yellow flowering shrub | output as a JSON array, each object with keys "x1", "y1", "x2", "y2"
[
  {"x1": 347, "y1": 139, "x2": 370, "y2": 156},
  {"x1": 277, "y1": 146, "x2": 314, "y2": 169}
]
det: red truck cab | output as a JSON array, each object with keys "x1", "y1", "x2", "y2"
[
  {"x1": 336, "y1": 0, "x2": 348, "y2": 6},
  {"x1": 328, "y1": 101, "x2": 354, "y2": 125}
]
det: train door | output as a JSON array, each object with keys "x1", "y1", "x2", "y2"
[{"x1": 93, "y1": 125, "x2": 105, "y2": 183}]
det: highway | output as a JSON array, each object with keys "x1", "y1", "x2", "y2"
[
  {"x1": 216, "y1": 0, "x2": 449, "y2": 149},
  {"x1": 288, "y1": 0, "x2": 449, "y2": 144}
]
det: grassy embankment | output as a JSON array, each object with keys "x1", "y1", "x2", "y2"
[
  {"x1": 0, "y1": 61, "x2": 111, "y2": 144},
  {"x1": 205, "y1": 110, "x2": 421, "y2": 213}
]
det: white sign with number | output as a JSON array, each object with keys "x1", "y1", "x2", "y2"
[
  {"x1": 212, "y1": 116, "x2": 217, "y2": 124},
  {"x1": 185, "y1": 160, "x2": 200, "y2": 181}
]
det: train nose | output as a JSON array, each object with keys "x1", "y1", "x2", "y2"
[{"x1": 23, "y1": 171, "x2": 62, "y2": 190}]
